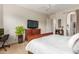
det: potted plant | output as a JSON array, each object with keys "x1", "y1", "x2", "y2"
[{"x1": 15, "y1": 25, "x2": 25, "y2": 43}]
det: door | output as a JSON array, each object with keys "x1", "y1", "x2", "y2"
[{"x1": 67, "y1": 12, "x2": 76, "y2": 36}]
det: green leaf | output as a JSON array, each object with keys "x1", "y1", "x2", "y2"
[{"x1": 15, "y1": 25, "x2": 25, "y2": 35}]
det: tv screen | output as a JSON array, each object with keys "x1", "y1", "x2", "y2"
[
  {"x1": 0, "y1": 28, "x2": 4, "y2": 36},
  {"x1": 27, "y1": 20, "x2": 38, "y2": 28}
]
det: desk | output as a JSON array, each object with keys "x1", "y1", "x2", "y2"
[
  {"x1": 0, "y1": 36, "x2": 2, "y2": 42},
  {"x1": 0, "y1": 35, "x2": 3, "y2": 40},
  {"x1": 0, "y1": 36, "x2": 2, "y2": 39},
  {"x1": 0, "y1": 37, "x2": 1, "y2": 39}
]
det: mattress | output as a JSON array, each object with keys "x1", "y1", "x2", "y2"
[{"x1": 26, "y1": 35, "x2": 74, "y2": 54}]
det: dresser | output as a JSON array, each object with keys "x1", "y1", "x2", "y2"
[
  {"x1": 25, "y1": 29, "x2": 41, "y2": 41},
  {"x1": 25, "y1": 29, "x2": 53, "y2": 41}
]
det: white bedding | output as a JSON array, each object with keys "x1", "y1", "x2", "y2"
[{"x1": 26, "y1": 35, "x2": 75, "y2": 54}]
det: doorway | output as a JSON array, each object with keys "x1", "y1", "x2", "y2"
[{"x1": 66, "y1": 12, "x2": 76, "y2": 36}]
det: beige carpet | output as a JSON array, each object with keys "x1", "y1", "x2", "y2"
[{"x1": 0, "y1": 41, "x2": 28, "y2": 54}]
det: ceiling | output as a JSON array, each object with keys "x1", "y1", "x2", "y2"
[{"x1": 18, "y1": 4, "x2": 79, "y2": 15}]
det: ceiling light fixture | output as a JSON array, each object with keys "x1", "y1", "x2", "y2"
[{"x1": 46, "y1": 4, "x2": 51, "y2": 11}]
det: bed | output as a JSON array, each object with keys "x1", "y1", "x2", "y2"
[{"x1": 25, "y1": 34, "x2": 79, "y2": 54}]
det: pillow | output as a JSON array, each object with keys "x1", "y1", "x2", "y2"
[
  {"x1": 72, "y1": 39, "x2": 79, "y2": 54},
  {"x1": 68, "y1": 33, "x2": 79, "y2": 54}
]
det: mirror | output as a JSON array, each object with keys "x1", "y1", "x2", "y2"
[{"x1": 58, "y1": 19, "x2": 61, "y2": 28}]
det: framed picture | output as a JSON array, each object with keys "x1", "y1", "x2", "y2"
[{"x1": 58, "y1": 19, "x2": 61, "y2": 28}]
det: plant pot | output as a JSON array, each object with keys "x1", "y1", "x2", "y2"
[{"x1": 18, "y1": 35, "x2": 23, "y2": 43}]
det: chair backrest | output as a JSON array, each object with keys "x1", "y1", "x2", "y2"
[{"x1": 1, "y1": 34, "x2": 9, "y2": 42}]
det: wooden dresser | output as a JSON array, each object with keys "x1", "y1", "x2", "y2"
[
  {"x1": 25, "y1": 29, "x2": 53, "y2": 41},
  {"x1": 25, "y1": 29, "x2": 41, "y2": 41}
]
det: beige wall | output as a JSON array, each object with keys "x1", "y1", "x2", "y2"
[
  {"x1": 3, "y1": 4, "x2": 79, "y2": 44},
  {"x1": 3, "y1": 5, "x2": 48, "y2": 44},
  {"x1": 45, "y1": 17, "x2": 53, "y2": 33},
  {"x1": 50, "y1": 9, "x2": 78, "y2": 36},
  {"x1": 50, "y1": 12, "x2": 67, "y2": 35},
  {"x1": 0, "y1": 4, "x2": 3, "y2": 28}
]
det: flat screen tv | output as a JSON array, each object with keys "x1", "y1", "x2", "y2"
[
  {"x1": 27, "y1": 20, "x2": 38, "y2": 28},
  {"x1": 0, "y1": 28, "x2": 4, "y2": 36}
]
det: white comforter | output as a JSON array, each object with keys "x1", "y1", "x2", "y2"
[{"x1": 26, "y1": 34, "x2": 79, "y2": 54}]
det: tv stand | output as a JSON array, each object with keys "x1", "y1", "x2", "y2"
[
  {"x1": 25, "y1": 29, "x2": 41, "y2": 41},
  {"x1": 25, "y1": 28, "x2": 53, "y2": 41}
]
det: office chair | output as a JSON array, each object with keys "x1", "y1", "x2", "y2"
[{"x1": 0, "y1": 34, "x2": 10, "y2": 51}]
